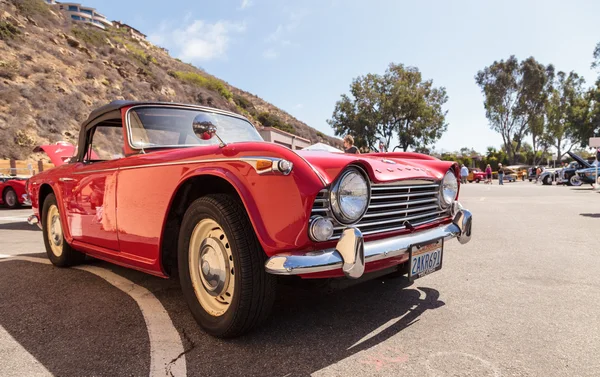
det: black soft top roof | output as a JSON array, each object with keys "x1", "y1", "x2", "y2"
[{"x1": 82, "y1": 100, "x2": 245, "y2": 128}]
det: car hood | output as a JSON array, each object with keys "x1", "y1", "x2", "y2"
[
  {"x1": 567, "y1": 151, "x2": 591, "y2": 168},
  {"x1": 295, "y1": 151, "x2": 451, "y2": 184},
  {"x1": 33, "y1": 143, "x2": 76, "y2": 167}
]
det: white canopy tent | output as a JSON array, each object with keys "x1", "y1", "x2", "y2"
[{"x1": 302, "y1": 142, "x2": 343, "y2": 153}]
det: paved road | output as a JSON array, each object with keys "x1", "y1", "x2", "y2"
[{"x1": 0, "y1": 182, "x2": 599, "y2": 376}]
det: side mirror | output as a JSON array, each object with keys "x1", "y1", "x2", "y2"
[{"x1": 192, "y1": 115, "x2": 217, "y2": 141}]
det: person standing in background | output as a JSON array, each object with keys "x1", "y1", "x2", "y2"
[
  {"x1": 498, "y1": 163, "x2": 504, "y2": 185},
  {"x1": 485, "y1": 164, "x2": 492, "y2": 184},
  {"x1": 343, "y1": 135, "x2": 360, "y2": 154},
  {"x1": 460, "y1": 164, "x2": 469, "y2": 184}
]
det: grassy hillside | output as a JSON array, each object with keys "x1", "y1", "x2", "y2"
[{"x1": 0, "y1": 0, "x2": 341, "y2": 161}]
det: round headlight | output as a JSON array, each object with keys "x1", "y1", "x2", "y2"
[
  {"x1": 440, "y1": 171, "x2": 458, "y2": 208},
  {"x1": 330, "y1": 168, "x2": 369, "y2": 224}
]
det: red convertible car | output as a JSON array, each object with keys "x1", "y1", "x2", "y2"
[
  {"x1": 26, "y1": 101, "x2": 473, "y2": 337},
  {"x1": 1, "y1": 175, "x2": 30, "y2": 209}
]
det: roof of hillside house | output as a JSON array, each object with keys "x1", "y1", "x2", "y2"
[{"x1": 113, "y1": 20, "x2": 147, "y2": 37}]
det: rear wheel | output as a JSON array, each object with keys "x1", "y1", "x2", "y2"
[
  {"x1": 42, "y1": 194, "x2": 85, "y2": 267},
  {"x1": 178, "y1": 194, "x2": 276, "y2": 338},
  {"x1": 3, "y1": 187, "x2": 19, "y2": 209},
  {"x1": 542, "y1": 176, "x2": 551, "y2": 185}
]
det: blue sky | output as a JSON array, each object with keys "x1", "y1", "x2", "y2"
[{"x1": 84, "y1": 0, "x2": 600, "y2": 153}]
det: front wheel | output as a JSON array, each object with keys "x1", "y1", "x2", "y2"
[
  {"x1": 178, "y1": 194, "x2": 276, "y2": 338},
  {"x1": 3, "y1": 187, "x2": 20, "y2": 209},
  {"x1": 542, "y1": 176, "x2": 551, "y2": 185},
  {"x1": 41, "y1": 193, "x2": 85, "y2": 267},
  {"x1": 569, "y1": 175, "x2": 582, "y2": 187}
]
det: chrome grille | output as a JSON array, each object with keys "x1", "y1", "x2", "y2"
[{"x1": 311, "y1": 181, "x2": 450, "y2": 239}]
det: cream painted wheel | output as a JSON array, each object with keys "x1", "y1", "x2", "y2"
[
  {"x1": 47, "y1": 204, "x2": 63, "y2": 257},
  {"x1": 42, "y1": 193, "x2": 85, "y2": 267},
  {"x1": 188, "y1": 219, "x2": 235, "y2": 317},
  {"x1": 178, "y1": 194, "x2": 276, "y2": 337}
]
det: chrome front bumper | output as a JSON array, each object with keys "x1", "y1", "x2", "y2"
[{"x1": 265, "y1": 207, "x2": 472, "y2": 279}]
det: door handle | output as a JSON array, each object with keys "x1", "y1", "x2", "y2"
[{"x1": 59, "y1": 177, "x2": 74, "y2": 182}]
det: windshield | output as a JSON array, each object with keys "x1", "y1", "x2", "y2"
[{"x1": 127, "y1": 106, "x2": 263, "y2": 149}]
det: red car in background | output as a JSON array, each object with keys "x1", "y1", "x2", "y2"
[
  {"x1": 468, "y1": 168, "x2": 486, "y2": 183},
  {"x1": 1, "y1": 142, "x2": 75, "y2": 209},
  {"x1": 26, "y1": 101, "x2": 473, "y2": 337},
  {"x1": 0, "y1": 176, "x2": 29, "y2": 209}
]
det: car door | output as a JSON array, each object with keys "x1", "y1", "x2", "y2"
[{"x1": 60, "y1": 120, "x2": 125, "y2": 251}]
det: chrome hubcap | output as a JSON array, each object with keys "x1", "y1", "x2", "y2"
[
  {"x1": 189, "y1": 219, "x2": 235, "y2": 317},
  {"x1": 5, "y1": 190, "x2": 16, "y2": 207},
  {"x1": 199, "y1": 238, "x2": 228, "y2": 296},
  {"x1": 47, "y1": 205, "x2": 63, "y2": 257}
]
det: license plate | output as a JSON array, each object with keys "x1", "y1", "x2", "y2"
[{"x1": 409, "y1": 239, "x2": 443, "y2": 280}]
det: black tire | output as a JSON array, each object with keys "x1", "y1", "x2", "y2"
[
  {"x1": 475, "y1": 179, "x2": 480, "y2": 183},
  {"x1": 178, "y1": 194, "x2": 276, "y2": 338},
  {"x1": 569, "y1": 175, "x2": 582, "y2": 187},
  {"x1": 542, "y1": 176, "x2": 551, "y2": 185},
  {"x1": 3, "y1": 187, "x2": 20, "y2": 209},
  {"x1": 42, "y1": 193, "x2": 85, "y2": 267}
]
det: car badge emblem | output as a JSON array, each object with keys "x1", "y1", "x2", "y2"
[{"x1": 382, "y1": 159, "x2": 396, "y2": 164}]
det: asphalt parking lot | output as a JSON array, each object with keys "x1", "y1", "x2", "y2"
[{"x1": 1, "y1": 182, "x2": 599, "y2": 377}]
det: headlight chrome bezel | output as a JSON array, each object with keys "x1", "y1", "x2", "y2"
[
  {"x1": 440, "y1": 170, "x2": 458, "y2": 208},
  {"x1": 329, "y1": 166, "x2": 370, "y2": 225}
]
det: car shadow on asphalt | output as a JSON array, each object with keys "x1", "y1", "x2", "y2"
[
  {"x1": 580, "y1": 213, "x2": 600, "y2": 218},
  {"x1": 121, "y1": 265, "x2": 445, "y2": 376},
  {"x1": 0, "y1": 222, "x2": 40, "y2": 231},
  {"x1": 1, "y1": 255, "x2": 445, "y2": 377}
]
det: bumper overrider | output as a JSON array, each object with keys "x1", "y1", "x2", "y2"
[{"x1": 265, "y1": 205, "x2": 472, "y2": 279}]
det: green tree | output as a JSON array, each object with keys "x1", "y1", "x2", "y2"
[
  {"x1": 475, "y1": 56, "x2": 552, "y2": 164},
  {"x1": 545, "y1": 71, "x2": 585, "y2": 160},
  {"x1": 328, "y1": 63, "x2": 448, "y2": 151}
]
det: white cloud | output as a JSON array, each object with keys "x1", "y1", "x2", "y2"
[
  {"x1": 238, "y1": 0, "x2": 252, "y2": 10},
  {"x1": 149, "y1": 20, "x2": 246, "y2": 62},
  {"x1": 262, "y1": 48, "x2": 279, "y2": 59},
  {"x1": 262, "y1": 8, "x2": 308, "y2": 59}
]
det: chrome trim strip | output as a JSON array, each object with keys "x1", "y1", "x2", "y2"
[
  {"x1": 362, "y1": 204, "x2": 440, "y2": 219},
  {"x1": 345, "y1": 210, "x2": 445, "y2": 229},
  {"x1": 371, "y1": 191, "x2": 438, "y2": 200},
  {"x1": 265, "y1": 208, "x2": 472, "y2": 277},
  {"x1": 368, "y1": 197, "x2": 437, "y2": 209},
  {"x1": 371, "y1": 183, "x2": 440, "y2": 190},
  {"x1": 70, "y1": 157, "x2": 290, "y2": 175}
]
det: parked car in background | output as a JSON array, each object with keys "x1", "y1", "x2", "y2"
[
  {"x1": 26, "y1": 101, "x2": 473, "y2": 338},
  {"x1": 497, "y1": 167, "x2": 517, "y2": 182},
  {"x1": 468, "y1": 168, "x2": 486, "y2": 183},
  {"x1": 576, "y1": 165, "x2": 600, "y2": 185},
  {"x1": 555, "y1": 152, "x2": 591, "y2": 186},
  {"x1": 0, "y1": 175, "x2": 30, "y2": 209},
  {"x1": 539, "y1": 167, "x2": 563, "y2": 185}
]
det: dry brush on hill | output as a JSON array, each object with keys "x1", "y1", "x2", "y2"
[{"x1": 0, "y1": 0, "x2": 340, "y2": 161}]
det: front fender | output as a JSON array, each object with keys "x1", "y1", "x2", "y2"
[{"x1": 167, "y1": 158, "x2": 326, "y2": 257}]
